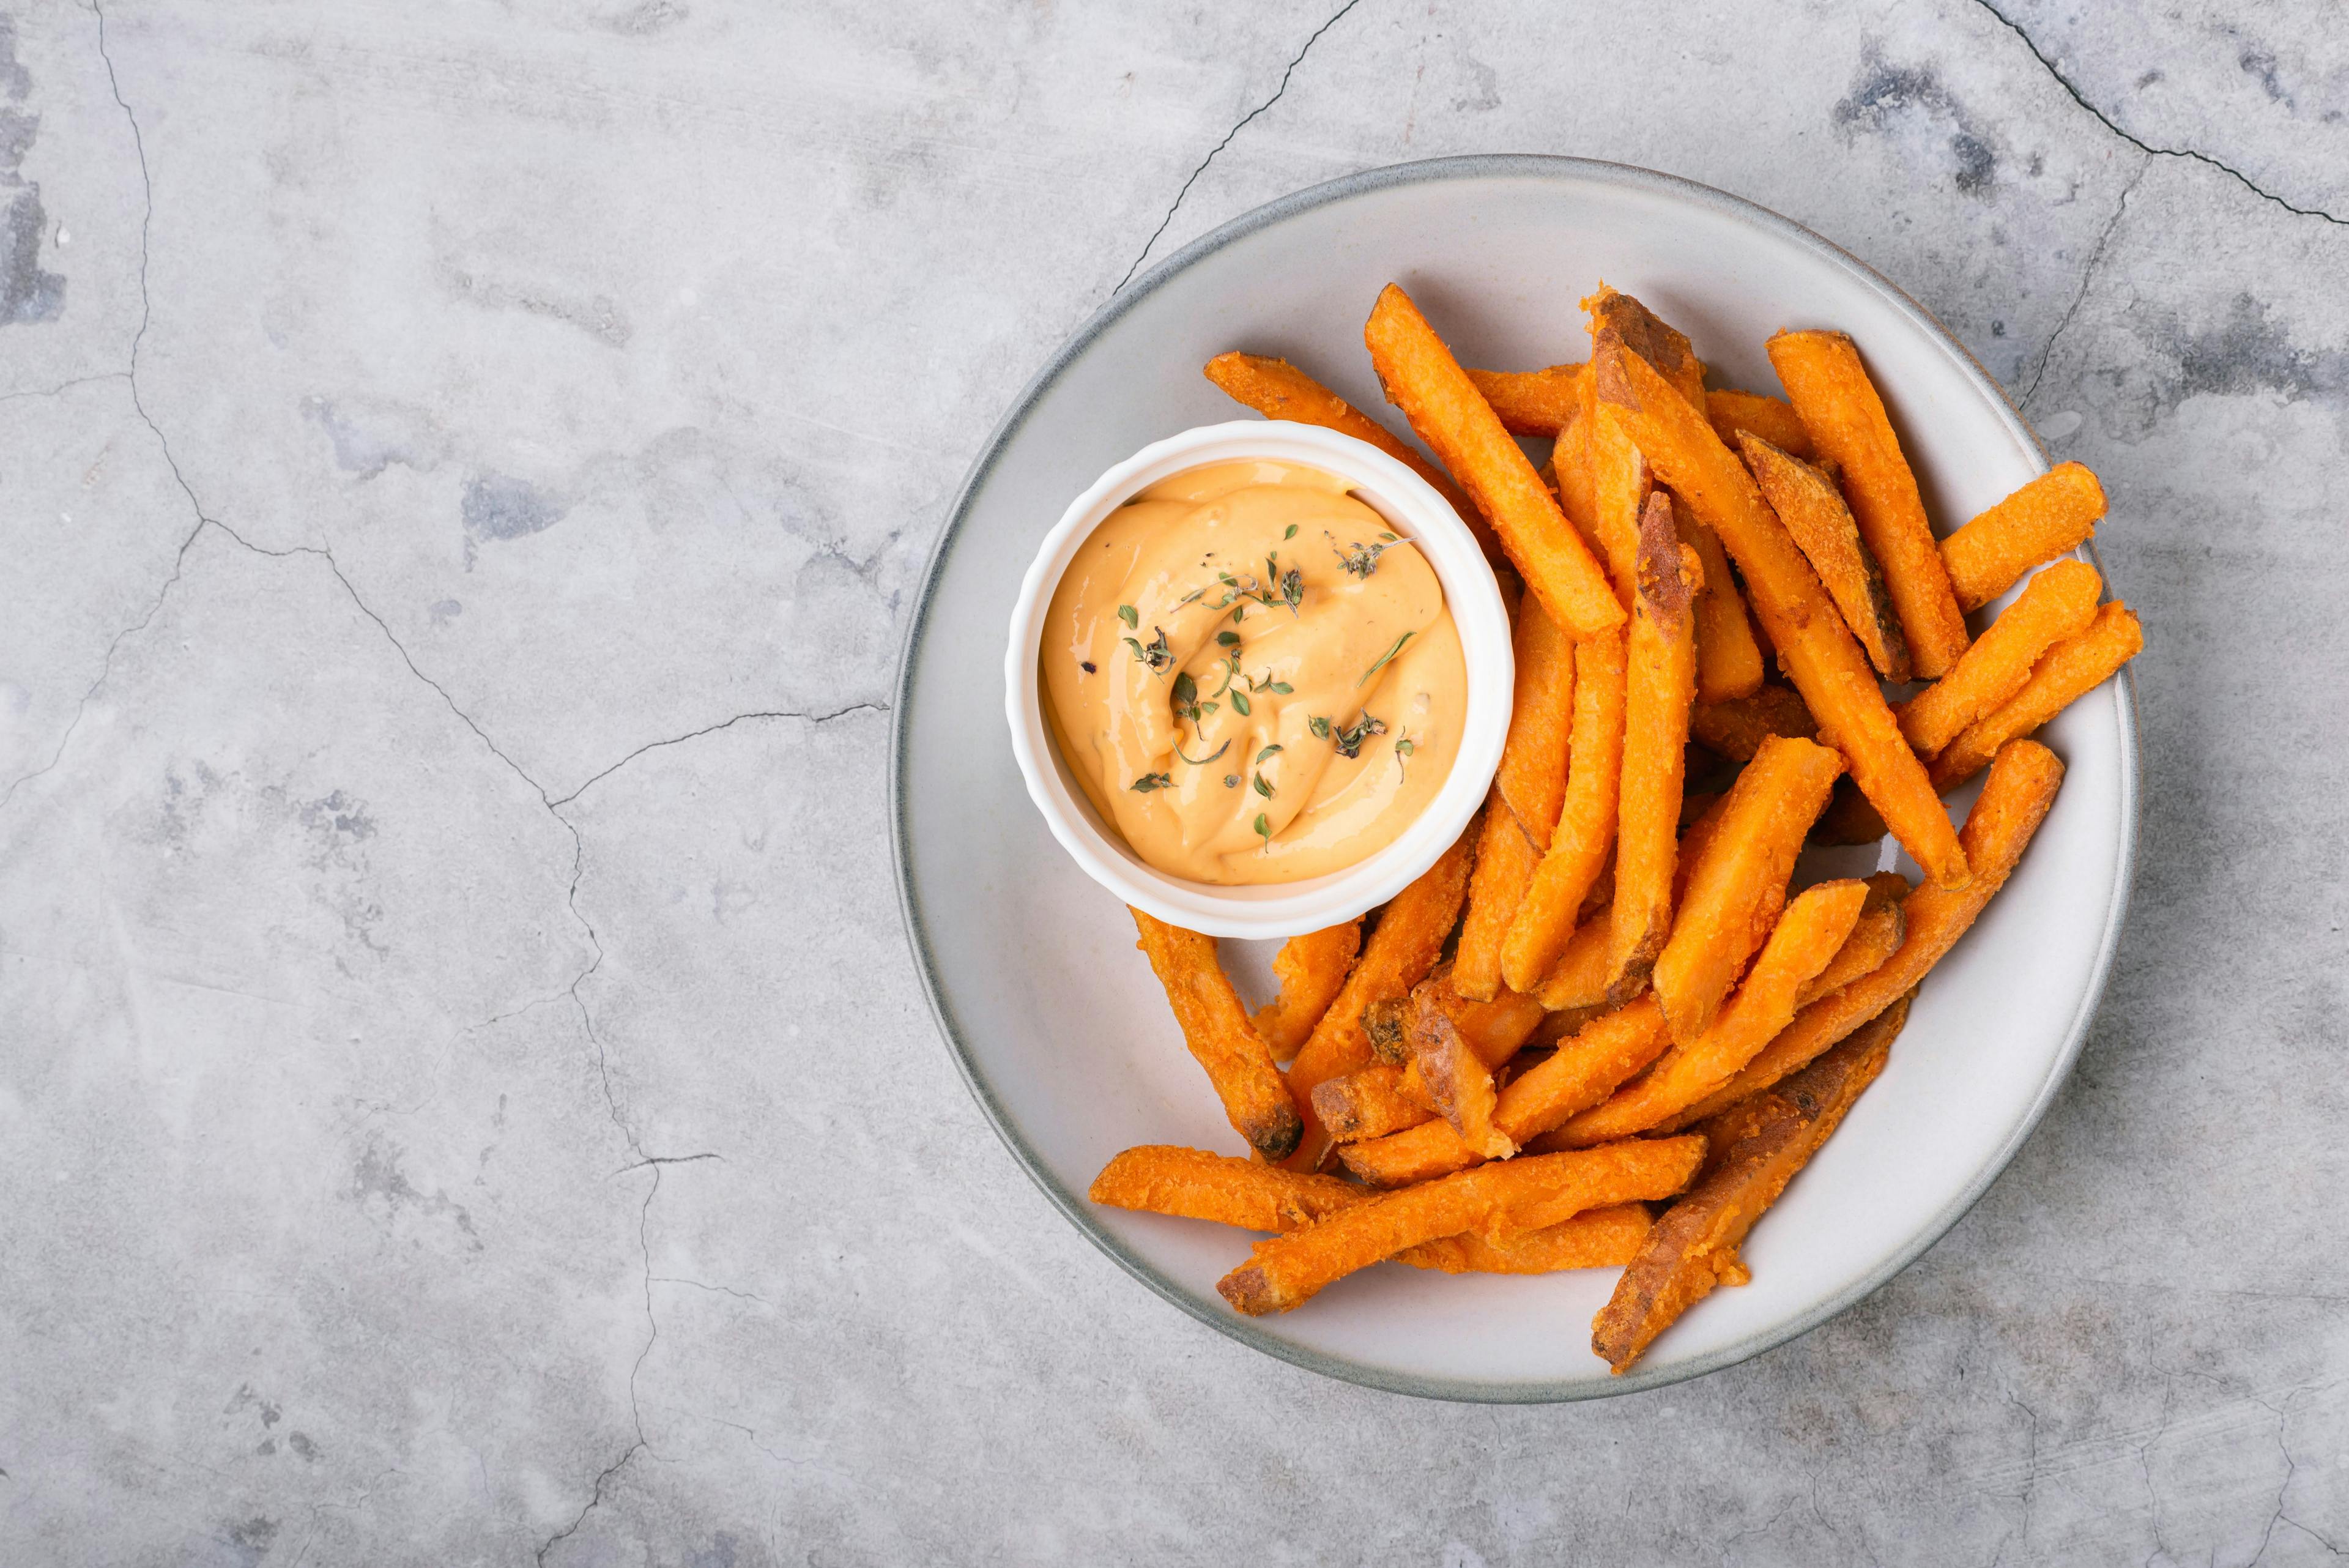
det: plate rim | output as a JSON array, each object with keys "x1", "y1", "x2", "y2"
[{"x1": 888, "y1": 153, "x2": 2140, "y2": 1403}]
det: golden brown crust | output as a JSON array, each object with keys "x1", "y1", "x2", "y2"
[
  {"x1": 1690, "y1": 683, "x2": 1819, "y2": 763},
  {"x1": 1308, "y1": 1064, "x2": 1438, "y2": 1144},
  {"x1": 1898, "y1": 559, "x2": 2102, "y2": 757},
  {"x1": 1928, "y1": 601, "x2": 2143, "y2": 791},
  {"x1": 1795, "y1": 873, "x2": 1909, "y2": 1009},
  {"x1": 1494, "y1": 598, "x2": 1578, "y2": 850},
  {"x1": 1705, "y1": 388, "x2": 1816, "y2": 460},
  {"x1": 1940, "y1": 461, "x2": 2107, "y2": 612},
  {"x1": 1502, "y1": 629, "x2": 1627, "y2": 992},
  {"x1": 1675, "y1": 496, "x2": 1767, "y2": 704},
  {"x1": 1453, "y1": 795, "x2": 1539, "y2": 1002},
  {"x1": 1608, "y1": 491, "x2": 1702, "y2": 998},
  {"x1": 1089, "y1": 1145, "x2": 1364, "y2": 1233},
  {"x1": 1737, "y1": 433, "x2": 1912, "y2": 683},
  {"x1": 1252, "y1": 920, "x2": 1364, "y2": 1064},
  {"x1": 1404, "y1": 981, "x2": 1515, "y2": 1159},
  {"x1": 1396, "y1": 1203, "x2": 1650, "y2": 1274},
  {"x1": 1128, "y1": 909, "x2": 1302, "y2": 1161},
  {"x1": 1465, "y1": 364, "x2": 1587, "y2": 436}
]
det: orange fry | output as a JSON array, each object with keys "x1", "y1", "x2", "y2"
[
  {"x1": 1252, "y1": 919, "x2": 1364, "y2": 1065},
  {"x1": 1203, "y1": 351, "x2": 1504, "y2": 568},
  {"x1": 1677, "y1": 496, "x2": 1767, "y2": 703},
  {"x1": 1690, "y1": 683, "x2": 1817, "y2": 762},
  {"x1": 1309, "y1": 1063, "x2": 1438, "y2": 1145},
  {"x1": 1089, "y1": 1145, "x2": 1363, "y2": 1233},
  {"x1": 1652, "y1": 734, "x2": 1846, "y2": 1042},
  {"x1": 1941, "y1": 461, "x2": 2108, "y2": 612},
  {"x1": 1592, "y1": 1001, "x2": 1903, "y2": 1372},
  {"x1": 1453, "y1": 796, "x2": 1539, "y2": 1003},
  {"x1": 1766, "y1": 329, "x2": 1972, "y2": 678},
  {"x1": 1285, "y1": 823, "x2": 1477, "y2": 1167},
  {"x1": 1738, "y1": 433, "x2": 1910, "y2": 682},
  {"x1": 1401, "y1": 979, "x2": 1514, "y2": 1159},
  {"x1": 1929, "y1": 601, "x2": 2142, "y2": 791},
  {"x1": 1502, "y1": 628, "x2": 1627, "y2": 992},
  {"x1": 1608, "y1": 493, "x2": 1701, "y2": 998},
  {"x1": 1366, "y1": 284, "x2": 1624, "y2": 636},
  {"x1": 1556, "y1": 879, "x2": 1869, "y2": 1146},
  {"x1": 1705, "y1": 388, "x2": 1816, "y2": 459},
  {"x1": 1398, "y1": 1203, "x2": 1650, "y2": 1274},
  {"x1": 1466, "y1": 363, "x2": 1586, "y2": 436},
  {"x1": 1668, "y1": 738, "x2": 2065, "y2": 1127},
  {"x1": 1583, "y1": 288, "x2": 1705, "y2": 600},
  {"x1": 1594, "y1": 330, "x2": 1970, "y2": 889},
  {"x1": 1796, "y1": 872, "x2": 1910, "y2": 1008},
  {"x1": 1496, "y1": 598, "x2": 1577, "y2": 849},
  {"x1": 1129, "y1": 909, "x2": 1301, "y2": 1161},
  {"x1": 1222, "y1": 1138, "x2": 1705, "y2": 1314},
  {"x1": 1532, "y1": 905, "x2": 1617, "y2": 1012},
  {"x1": 1900, "y1": 559, "x2": 2102, "y2": 756}
]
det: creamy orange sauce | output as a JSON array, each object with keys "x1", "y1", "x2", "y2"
[{"x1": 1042, "y1": 459, "x2": 1465, "y2": 885}]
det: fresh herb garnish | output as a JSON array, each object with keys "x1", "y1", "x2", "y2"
[
  {"x1": 1123, "y1": 626, "x2": 1174, "y2": 674},
  {"x1": 1224, "y1": 773, "x2": 1239, "y2": 788},
  {"x1": 1308, "y1": 715, "x2": 1333, "y2": 740},
  {"x1": 1117, "y1": 604, "x2": 1138, "y2": 629},
  {"x1": 1253, "y1": 812, "x2": 1272, "y2": 850},
  {"x1": 1330, "y1": 712, "x2": 1388, "y2": 759},
  {"x1": 1230, "y1": 689, "x2": 1252, "y2": 717},
  {"x1": 1252, "y1": 772, "x2": 1273, "y2": 798},
  {"x1": 1331, "y1": 532, "x2": 1397, "y2": 578},
  {"x1": 1283, "y1": 523, "x2": 1299, "y2": 540},
  {"x1": 1394, "y1": 736, "x2": 1417, "y2": 758},
  {"x1": 1080, "y1": 660, "x2": 1096, "y2": 674},
  {"x1": 1129, "y1": 771, "x2": 1173, "y2": 793},
  {"x1": 1356, "y1": 631, "x2": 1413, "y2": 689},
  {"x1": 1175, "y1": 737, "x2": 1230, "y2": 767},
  {"x1": 1256, "y1": 744, "x2": 1283, "y2": 763},
  {"x1": 1216, "y1": 630, "x2": 1240, "y2": 648}
]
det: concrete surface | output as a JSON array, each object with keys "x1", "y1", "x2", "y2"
[{"x1": 1, "y1": 1, "x2": 2343, "y2": 1562}]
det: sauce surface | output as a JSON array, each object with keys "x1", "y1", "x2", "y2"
[{"x1": 1042, "y1": 459, "x2": 1465, "y2": 885}]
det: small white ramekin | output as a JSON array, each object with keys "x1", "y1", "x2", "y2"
[{"x1": 1003, "y1": 420, "x2": 1513, "y2": 939}]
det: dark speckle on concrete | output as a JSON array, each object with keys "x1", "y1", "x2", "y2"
[
  {"x1": 461, "y1": 474, "x2": 568, "y2": 544},
  {"x1": 221, "y1": 1515, "x2": 279, "y2": 1568},
  {"x1": 0, "y1": 20, "x2": 63, "y2": 325},
  {"x1": 2156, "y1": 292, "x2": 2349, "y2": 412},
  {"x1": 1833, "y1": 48, "x2": 2001, "y2": 199},
  {"x1": 347, "y1": 1137, "x2": 483, "y2": 1249}
]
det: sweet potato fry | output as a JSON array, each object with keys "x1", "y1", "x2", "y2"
[
  {"x1": 1737, "y1": 433, "x2": 1910, "y2": 682},
  {"x1": 1453, "y1": 797, "x2": 1539, "y2": 1002},
  {"x1": 1677, "y1": 496, "x2": 1767, "y2": 703},
  {"x1": 1397, "y1": 1203, "x2": 1650, "y2": 1274},
  {"x1": 1222, "y1": 1138, "x2": 1705, "y2": 1314},
  {"x1": 1929, "y1": 601, "x2": 2143, "y2": 791},
  {"x1": 1811, "y1": 778, "x2": 1888, "y2": 845},
  {"x1": 1594, "y1": 330, "x2": 1971, "y2": 888},
  {"x1": 1128, "y1": 909, "x2": 1302, "y2": 1161},
  {"x1": 1555, "y1": 879, "x2": 1869, "y2": 1146},
  {"x1": 1342, "y1": 997, "x2": 1676, "y2": 1186},
  {"x1": 1592, "y1": 1001, "x2": 1904, "y2": 1372},
  {"x1": 1795, "y1": 872, "x2": 1909, "y2": 1008},
  {"x1": 1285, "y1": 823, "x2": 1478, "y2": 1167},
  {"x1": 1766, "y1": 329, "x2": 1971, "y2": 678},
  {"x1": 1651, "y1": 734, "x2": 1846, "y2": 1042},
  {"x1": 1532, "y1": 902, "x2": 1617, "y2": 1013},
  {"x1": 1496, "y1": 598, "x2": 1577, "y2": 849},
  {"x1": 1941, "y1": 461, "x2": 2108, "y2": 612},
  {"x1": 1444, "y1": 980, "x2": 1551, "y2": 1066},
  {"x1": 1310, "y1": 1063, "x2": 1438, "y2": 1145},
  {"x1": 1203, "y1": 350, "x2": 1504, "y2": 568},
  {"x1": 1252, "y1": 919, "x2": 1364, "y2": 1065},
  {"x1": 1554, "y1": 374, "x2": 1603, "y2": 555},
  {"x1": 1366, "y1": 284, "x2": 1624, "y2": 636},
  {"x1": 1466, "y1": 363, "x2": 1586, "y2": 436},
  {"x1": 1705, "y1": 388, "x2": 1816, "y2": 459},
  {"x1": 1667, "y1": 738, "x2": 2064, "y2": 1127},
  {"x1": 1899, "y1": 559, "x2": 2102, "y2": 757},
  {"x1": 1405, "y1": 980, "x2": 1515, "y2": 1159},
  {"x1": 1583, "y1": 288, "x2": 1705, "y2": 600},
  {"x1": 1502, "y1": 629, "x2": 1627, "y2": 992},
  {"x1": 1608, "y1": 494, "x2": 1702, "y2": 997},
  {"x1": 1690, "y1": 683, "x2": 1817, "y2": 762},
  {"x1": 1089, "y1": 1145, "x2": 1363, "y2": 1232}
]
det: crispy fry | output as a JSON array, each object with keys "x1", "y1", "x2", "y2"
[
  {"x1": 1668, "y1": 738, "x2": 2064, "y2": 1127},
  {"x1": 1705, "y1": 388, "x2": 1816, "y2": 459},
  {"x1": 1899, "y1": 559, "x2": 2102, "y2": 756},
  {"x1": 1592, "y1": 1000, "x2": 1904, "y2": 1372},
  {"x1": 1089, "y1": 1145, "x2": 1363, "y2": 1232},
  {"x1": 1677, "y1": 495, "x2": 1767, "y2": 702},
  {"x1": 1310, "y1": 1064, "x2": 1438, "y2": 1144},
  {"x1": 1689, "y1": 683, "x2": 1817, "y2": 762},
  {"x1": 1405, "y1": 979, "x2": 1515, "y2": 1159},
  {"x1": 1342, "y1": 997, "x2": 1676, "y2": 1186},
  {"x1": 1502, "y1": 629, "x2": 1627, "y2": 991},
  {"x1": 1942, "y1": 461, "x2": 2108, "y2": 612},
  {"x1": 1555, "y1": 374, "x2": 1603, "y2": 555},
  {"x1": 1583, "y1": 288, "x2": 1704, "y2": 600},
  {"x1": 1811, "y1": 777, "x2": 1888, "y2": 845},
  {"x1": 1496, "y1": 598, "x2": 1577, "y2": 849},
  {"x1": 1766, "y1": 329, "x2": 1971, "y2": 678},
  {"x1": 1587, "y1": 286, "x2": 1707, "y2": 404},
  {"x1": 1594, "y1": 331, "x2": 1971, "y2": 888},
  {"x1": 1127, "y1": 909, "x2": 1302, "y2": 1161},
  {"x1": 1466, "y1": 363, "x2": 1586, "y2": 436},
  {"x1": 1454, "y1": 796, "x2": 1539, "y2": 1001},
  {"x1": 1737, "y1": 433, "x2": 1910, "y2": 682},
  {"x1": 1252, "y1": 919, "x2": 1364, "y2": 1065},
  {"x1": 1285, "y1": 823, "x2": 1478, "y2": 1167},
  {"x1": 1444, "y1": 980, "x2": 1551, "y2": 1066},
  {"x1": 1796, "y1": 872, "x2": 1909, "y2": 1008},
  {"x1": 1532, "y1": 907, "x2": 1617, "y2": 1012},
  {"x1": 1556, "y1": 879, "x2": 1869, "y2": 1146},
  {"x1": 1203, "y1": 350, "x2": 1505, "y2": 568},
  {"x1": 1397, "y1": 1204, "x2": 1650, "y2": 1274},
  {"x1": 1222, "y1": 1138, "x2": 1705, "y2": 1314},
  {"x1": 1929, "y1": 601, "x2": 2143, "y2": 790},
  {"x1": 1652, "y1": 734, "x2": 1846, "y2": 1041},
  {"x1": 1609, "y1": 493, "x2": 1702, "y2": 997},
  {"x1": 1365, "y1": 284, "x2": 1624, "y2": 636}
]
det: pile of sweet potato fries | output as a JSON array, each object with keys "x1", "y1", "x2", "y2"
[{"x1": 1089, "y1": 282, "x2": 2140, "y2": 1373}]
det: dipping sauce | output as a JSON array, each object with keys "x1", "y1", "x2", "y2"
[{"x1": 1042, "y1": 459, "x2": 1465, "y2": 885}]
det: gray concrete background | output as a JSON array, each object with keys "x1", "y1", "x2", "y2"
[{"x1": 1, "y1": 1, "x2": 2341, "y2": 1562}]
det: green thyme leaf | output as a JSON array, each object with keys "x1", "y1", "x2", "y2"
[
  {"x1": 1173, "y1": 671, "x2": 1198, "y2": 703},
  {"x1": 1256, "y1": 744, "x2": 1283, "y2": 763},
  {"x1": 1217, "y1": 630, "x2": 1240, "y2": 648},
  {"x1": 1129, "y1": 771, "x2": 1173, "y2": 793},
  {"x1": 1308, "y1": 715, "x2": 1333, "y2": 739},
  {"x1": 1230, "y1": 689, "x2": 1252, "y2": 716},
  {"x1": 1357, "y1": 631, "x2": 1413, "y2": 689},
  {"x1": 1283, "y1": 523, "x2": 1299, "y2": 540},
  {"x1": 1117, "y1": 604, "x2": 1138, "y2": 629},
  {"x1": 1174, "y1": 737, "x2": 1229, "y2": 767},
  {"x1": 1253, "y1": 812, "x2": 1271, "y2": 849},
  {"x1": 1252, "y1": 773, "x2": 1272, "y2": 798},
  {"x1": 1266, "y1": 680, "x2": 1293, "y2": 695},
  {"x1": 1332, "y1": 712, "x2": 1387, "y2": 759},
  {"x1": 1224, "y1": 773, "x2": 1239, "y2": 787},
  {"x1": 1395, "y1": 737, "x2": 1416, "y2": 758}
]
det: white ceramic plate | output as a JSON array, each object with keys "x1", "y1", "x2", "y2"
[{"x1": 892, "y1": 157, "x2": 2136, "y2": 1401}]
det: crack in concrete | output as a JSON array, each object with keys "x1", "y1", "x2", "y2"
[
  {"x1": 0, "y1": 370, "x2": 129, "y2": 403},
  {"x1": 1114, "y1": 0, "x2": 1364, "y2": 292},
  {"x1": 2021, "y1": 155, "x2": 2147, "y2": 409},
  {"x1": 1972, "y1": 0, "x2": 2349, "y2": 228},
  {"x1": 552, "y1": 700, "x2": 888, "y2": 807}
]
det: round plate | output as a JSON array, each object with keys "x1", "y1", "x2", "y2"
[{"x1": 892, "y1": 156, "x2": 2136, "y2": 1401}]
